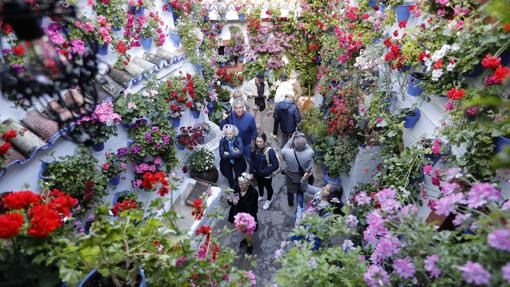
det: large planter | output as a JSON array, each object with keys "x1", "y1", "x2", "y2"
[
  {"x1": 191, "y1": 168, "x2": 219, "y2": 184},
  {"x1": 78, "y1": 267, "x2": 146, "y2": 287},
  {"x1": 403, "y1": 108, "x2": 421, "y2": 129},
  {"x1": 495, "y1": 136, "x2": 510, "y2": 153},
  {"x1": 171, "y1": 118, "x2": 180, "y2": 128},
  {"x1": 141, "y1": 38, "x2": 152, "y2": 50},
  {"x1": 407, "y1": 73, "x2": 424, "y2": 97},
  {"x1": 168, "y1": 31, "x2": 181, "y2": 47},
  {"x1": 92, "y1": 142, "x2": 105, "y2": 152},
  {"x1": 395, "y1": 5, "x2": 411, "y2": 22},
  {"x1": 191, "y1": 110, "x2": 200, "y2": 119}
]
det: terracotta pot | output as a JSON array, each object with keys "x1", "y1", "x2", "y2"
[{"x1": 191, "y1": 167, "x2": 219, "y2": 184}]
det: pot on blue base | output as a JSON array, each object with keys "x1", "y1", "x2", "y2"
[
  {"x1": 112, "y1": 25, "x2": 121, "y2": 32},
  {"x1": 171, "y1": 118, "x2": 180, "y2": 128},
  {"x1": 239, "y1": 14, "x2": 245, "y2": 21},
  {"x1": 403, "y1": 108, "x2": 421, "y2": 129},
  {"x1": 92, "y1": 142, "x2": 104, "y2": 152},
  {"x1": 495, "y1": 136, "x2": 510, "y2": 153},
  {"x1": 78, "y1": 267, "x2": 146, "y2": 287},
  {"x1": 408, "y1": 73, "x2": 424, "y2": 97},
  {"x1": 109, "y1": 176, "x2": 121, "y2": 186},
  {"x1": 324, "y1": 173, "x2": 342, "y2": 185},
  {"x1": 141, "y1": 37, "x2": 152, "y2": 50},
  {"x1": 175, "y1": 140, "x2": 185, "y2": 151},
  {"x1": 169, "y1": 31, "x2": 181, "y2": 47},
  {"x1": 98, "y1": 43, "x2": 108, "y2": 56},
  {"x1": 395, "y1": 5, "x2": 411, "y2": 22},
  {"x1": 191, "y1": 110, "x2": 200, "y2": 119}
]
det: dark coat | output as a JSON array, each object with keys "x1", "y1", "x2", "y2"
[
  {"x1": 273, "y1": 100, "x2": 301, "y2": 135},
  {"x1": 250, "y1": 147, "x2": 279, "y2": 177},
  {"x1": 219, "y1": 136, "x2": 247, "y2": 172},
  {"x1": 227, "y1": 185, "x2": 258, "y2": 230}
]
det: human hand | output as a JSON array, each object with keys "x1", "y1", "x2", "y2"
[
  {"x1": 222, "y1": 111, "x2": 229, "y2": 120},
  {"x1": 224, "y1": 152, "x2": 229, "y2": 156}
]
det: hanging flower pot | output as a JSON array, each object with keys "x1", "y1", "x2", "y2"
[
  {"x1": 238, "y1": 55, "x2": 245, "y2": 62},
  {"x1": 141, "y1": 38, "x2": 152, "y2": 50},
  {"x1": 395, "y1": 5, "x2": 411, "y2": 22},
  {"x1": 379, "y1": 3, "x2": 385, "y2": 13},
  {"x1": 204, "y1": 15, "x2": 209, "y2": 21},
  {"x1": 191, "y1": 110, "x2": 200, "y2": 119},
  {"x1": 407, "y1": 73, "x2": 425, "y2": 97},
  {"x1": 495, "y1": 136, "x2": 510, "y2": 153},
  {"x1": 39, "y1": 161, "x2": 51, "y2": 181},
  {"x1": 98, "y1": 43, "x2": 108, "y2": 56},
  {"x1": 168, "y1": 30, "x2": 181, "y2": 47},
  {"x1": 92, "y1": 142, "x2": 105, "y2": 152},
  {"x1": 171, "y1": 118, "x2": 180, "y2": 128},
  {"x1": 132, "y1": 6, "x2": 144, "y2": 16},
  {"x1": 220, "y1": 62, "x2": 226, "y2": 67},
  {"x1": 172, "y1": 11, "x2": 179, "y2": 23},
  {"x1": 175, "y1": 136, "x2": 185, "y2": 150},
  {"x1": 78, "y1": 267, "x2": 146, "y2": 287},
  {"x1": 402, "y1": 108, "x2": 421, "y2": 129},
  {"x1": 109, "y1": 175, "x2": 121, "y2": 186},
  {"x1": 239, "y1": 13, "x2": 245, "y2": 21}
]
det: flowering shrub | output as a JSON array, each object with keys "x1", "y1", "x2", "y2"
[
  {"x1": 187, "y1": 148, "x2": 215, "y2": 173},
  {"x1": 101, "y1": 152, "x2": 127, "y2": 179},
  {"x1": 130, "y1": 121, "x2": 178, "y2": 169},
  {"x1": 74, "y1": 101, "x2": 121, "y2": 145},
  {"x1": 234, "y1": 213, "x2": 257, "y2": 235}
]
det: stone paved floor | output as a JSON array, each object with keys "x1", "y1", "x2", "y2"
[{"x1": 212, "y1": 106, "x2": 324, "y2": 286}]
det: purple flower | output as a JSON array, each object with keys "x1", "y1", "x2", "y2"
[
  {"x1": 117, "y1": 147, "x2": 129, "y2": 156},
  {"x1": 175, "y1": 255, "x2": 187, "y2": 267},
  {"x1": 424, "y1": 254, "x2": 442, "y2": 278},
  {"x1": 364, "y1": 265, "x2": 390, "y2": 287},
  {"x1": 459, "y1": 262, "x2": 491, "y2": 285},
  {"x1": 345, "y1": 215, "x2": 358, "y2": 228},
  {"x1": 441, "y1": 182, "x2": 460, "y2": 195},
  {"x1": 435, "y1": 193, "x2": 465, "y2": 216},
  {"x1": 354, "y1": 192, "x2": 370, "y2": 205},
  {"x1": 467, "y1": 183, "x2": 501, "y2": 208},
  {"x1": 130, "y1": 144, "x2": 142, "y2": 154},
  {"x1": 161, "y1": 134, "x2": 170, "y2": 145},
  {"x1": 370, "y1": 235, "x2": 400, "y2": 263},
  {"x1": 401, "y1": 204, "x2": 418, "y2": 216},
  {"x1": 363, "y1": 211, "x2": 388, "y2": 244},
  {"x1": 502, "y1": 263, "x2": 510, "y2": 284},
  {"x1": 393, "y1": 257, "x2": 415, "y2": 279},
  {"x1": 152, "y1": 126, "x2": 159, "y2": 132},
  {"x1": 453, "y1": 213, "x2": 471, "y2": 226},
  {"x1": 375, "y1": 188, "x2": 400, "y2": 213},
  {"x1": 144, "y1": 131, "x2": 152, "y2": 142},
  {"x1": 488, "y1": 228, "x2": 510, "y2": 251}
]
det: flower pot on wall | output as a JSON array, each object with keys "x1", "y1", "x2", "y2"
[
  {"x1": 191, "y1": 168, "x2": 219, "y2": 184},
  {"x1": 407, "y1": 73, "x2": 424, "y2": 97},
  {"x1": 172, "y1": 12, "x2": 179, "y2": 23},
  {"x1": 395, "y1": 5, "x2": 411, "y2": 22},
  {"x1": 141, "y1": 38, "x2": 152, "y2": 50},
  {"x1": 403, "y1": 108, "x2": 421, "y2": 129},
  {"x1": 98, "y1": 43, "x2": 108, "y2": 56},
  {"x1": 191, "y1": 110, "x2": 200, "y2": 119},
  {"x1": 92, "y1": 142, "x2": 105, "y2": 152},
  {"x1": 495, "y1": 136, "x2": 510, "y2": 153},
  {"x1": 109, "y1": 176, "x2": 121, "y2": 186},
  {"x1": 368, "y1": 0, "x2": 376, "y2": 7},
  {"x1": 207, "y1": 102, "x2": 214, "y2": 113},
  {"x1": 193, "y1": 64, "x2": 203, "y2": 72},
  {"x1": 78, "y1": 267, "x2": 146, "y2": 287},
  {"x1": 239, "y1": 13, "x2": 245, "y2": 21},
  {"x1": 379, "y1": 3, "x2": 385, "y2": 13},
  {"x1": 130, "y1": 6, "x2": 144, "y2": 16},
  {"x1": 168, "y1": 31, "x2": 181, "y2": 47},
  {"x1": 171, "y1": 118, "x2": 180, "y2": 128}
]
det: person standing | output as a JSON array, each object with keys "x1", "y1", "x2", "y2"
[
  {"x1": 281, "y1": 132, "x2": 314, "y2": 213},
  {"x1": 221, "y1": 98, "x2": 257, "y2": 168},
  {"x1": 273, "y1": 93, "x2": 301, "y2": 147},
  {"x1": 274, "y1": 74, "x2": 294, "y2": 104},
  {"x1": 227, "y1": 173, "x2": 259, "y2": 255},
  {"x1": 242, "y1": 72, "x2": 269, "y2": 122},
  {"x1": 250, "y1": 133, "x2": 279, "y2": 210},
  {"x1": 219, "y1": 125, "x2": 247, "y2": 189}
]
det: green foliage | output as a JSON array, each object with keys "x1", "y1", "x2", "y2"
[
  {"x1": 300, "y1": 107, "x2": 327, "y2": 143},
  {"x1": 188, "y1": 148, "x2": 215, "y2": 172},
  {"x1": 323, "y1": 135, "x2": 360, "y2": 176},
  {"x1": 44, "y1": 148, "x2": 108, "y2": 214}
]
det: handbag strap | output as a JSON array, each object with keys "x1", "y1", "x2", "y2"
[{"x1": 294, "y1": 150, "x2": 304, "y2": 173}]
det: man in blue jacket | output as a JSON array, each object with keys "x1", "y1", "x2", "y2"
[
  {"x1": 220, "y1": 98, "x2": 257, "y2": 167},
  {"x1": 273, "y1": 93, "x2": 301, "y2": 147}
]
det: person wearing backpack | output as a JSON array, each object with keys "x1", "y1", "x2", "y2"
[
  {"x1": 273, "y1": 93, "x2": 301, "y2": 148},
  {"x1": 250, "y1": 133, "x2": 279, "y2": 210}
]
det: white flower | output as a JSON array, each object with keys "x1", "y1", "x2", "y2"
[
  {"x1": 308, "y1": 257, "x2": 318, "y2": 268},
  {"x1": 447, "y1": 63, "x2": 456, "y2": 72},
  {"x1": 432, "y1": 69, "x2": 443, "y2": 81},
  {"x1": 342, "y1": 240, "x2": 355, "y2": 252}
]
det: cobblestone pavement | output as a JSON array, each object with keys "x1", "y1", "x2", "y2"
[{"x1": 212, "y1": 107, "x2": 323, "y2": 286}]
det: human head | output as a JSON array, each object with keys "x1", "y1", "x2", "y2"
[
  {"x1": 255, "y1": 132, "x2": 267, "y2": 149},
  {"x1": 256, "y1": 72, "x2": 264, "y2": 82},
  {"x1": 222, "y1": 124, "x2": 239, "y2": 140},
  {"x1": 285, "y1": 93, "x2": 294, "y2": 100},
  {"x1": 293, "y1": 133, "x2": 307, "y2": 151},
  {"x1": 232, "y1": 97, "x2": 245, "y2": 117},
  {"x1": 232, "y1": 89, "x2": 242, "y2": 99},
  {"x1": 238, "y1": 172, "x2": 252, "y2": 189}
]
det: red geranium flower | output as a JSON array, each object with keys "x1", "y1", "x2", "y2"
[
  {"x1": 2, "y1": 129, "x2": 16, "y2": 141},
  {"x1": 0, "y1": 213, "x2": 24, "y2": 239},
  {"x1": 492, "y1": 65, "x2": 510, "y2": 83},
  {"x1": 12, "y1": 45, "x2": 25, "y2": 56},
  {"x1": 433, "y1": 59, "x2": 443, "y2": 69},
  {"x1": 0, "y1": 142, "x2": 11, "y2": 156},
  {"x1": 398, "y1": 21, "x2": 407, "y2": 28},
  {"x1": 446, "y1": 88, "x2": 465, "y2": 101},
  {"x1": 481, "y1": 54, "x2": 501, "y2": 69},
  {"x1": 2, "y1": 190, "x2": 41, "y2": 210},
  {"x1": 27, "y1": 204, "x2": 62, "y2": 237},
  {"x1": 111, "y1": 199, "x2": 138, "y2": 216},
  {"x1": 185, "y1": 101, "x2": 192, "y2": 108}
]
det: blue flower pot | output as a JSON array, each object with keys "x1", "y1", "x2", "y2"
[
  {"x1": 120, "y1": 121, "x2": 130, "y2": 129},
  {"x1": 176, "y1": 140, "x2": 185, "y2": 151},
  {"x1": 495, "y1": 136, "x2": 510, "y2": 153},
  {"x1": 204, "y1": 15, "x2": 209, "y2": 22},
  {"x1": 171, "y1": 118, "x2": 180, "y2": 128},
  {"x1": 135, "y1": 6, "x2": 144, "y2": 16},
  {"x1": 141, "y1": 38, "x2": 152, "y2": 50},
  {"x1": 379, "y1": 3, "x2": 385, "y2": 13},
  {"x1": 78, "y1": 267, "x2": 146, "y2": 287},
  {"x1": 324, "y1": 173, "x2": 342, "y2": 185},
  {"x1": 92, "y1": 142, "x2": 104, "y2": 152},
  {"x1": 39, "y1": 161, "x2": 51, "y2": 181},
  {"x1": 395, "y1": 5, "x2": 411, "y2": 22},
  {"x1": 372, "y1": 37, "x2": 382, "y2": 44},
  {"x1": 220, "y1": 62, "x2": 226, "y2": 67},
  {"x1": 98, "y1": 43, "x2": 108, "y2": 56},
  {"x1": 238, "y1": 55, "x2": 245, "y2": 62},
  {"x1": 112, "y1": 25, "x2": 121, "y2": 32},
  {"x1": 368, "y1": 0, "x2": 376, "y2": 7},
  {"x1": 109, "y1": 176, "x2": 121, "y2": 186},
  {"x1": 407, "y1": 74, "x2": 424, "y2": 97},
  {"x1": 401, "y1": 65, "x2": 411, "y2": 72},
  {"x1": 207, "y1": 102, "x2": 214, "y2": 113},
  {"x1": 316, "y1": 55, "x2": 321, "y2": 65},
  {"x1": 239, "y1": 14, "x2": 245, "y2": 21},
  {"x1": 172, "y1": 12, "x2": 179, "y2": 23},
  {"x1": 403, "y1": 108, "x2": 421, "y2": 129},
  {"x1": 425, "y1": 145, "x2": 452, "y2": 166},
  {"x1": 169, "y1": 31, "x2": 181, "y2": 47},
  {"x1": 191, "y1": 110, "x2": 200, "y2": 119}
]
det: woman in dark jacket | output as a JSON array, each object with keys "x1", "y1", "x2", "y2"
[
  {"x1": 250, "y1": 132, "x2": 279, "y2": 210},
  {"x1": 219, "y1": 124, "x2": 247, "y2": 188},
  {"x1": 227, "y1": 173, "x2": 258, "y2": 254}
]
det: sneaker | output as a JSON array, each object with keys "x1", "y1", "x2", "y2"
[
  {"x1": 246, "y1": 245, "x2": 253, "y2": 255},
  {"x1": 263, "y1": 200, "x2": 272, "y2": 210},
  {"x1": 258, "y1": 196, "x2": 265, "y2": 202},
  {"x1": 239, "y1": 239, "x2": 247, "y2": 248}
]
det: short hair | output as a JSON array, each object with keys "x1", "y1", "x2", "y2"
[
  {"x1": 232, "y1": 97, "x2": 245, "y2": 108},
  {"x1": 293, "y1": 136, "x2": 307, "y2": 151},
  {"x1": 327, "y1": 184, "x2": 343, "y2": 197},
  {"x1": 222, "y1": 124, "x2": 239, "y2": 137},
  {"x1": 232, "y1": 89, "x2": 242, "y2": 98}
]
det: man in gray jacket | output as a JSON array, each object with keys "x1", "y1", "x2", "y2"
[{"x1": 281, "y1": 132, "x2": 314, "y2": 209}]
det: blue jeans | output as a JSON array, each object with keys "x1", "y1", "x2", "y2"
[{"x1": 287, "y1": 190, "x2": 304, "y2": 208}]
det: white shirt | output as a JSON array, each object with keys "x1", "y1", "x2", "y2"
[{"x1": 274, "y1": 80, "x2": 295, "y2": 104}]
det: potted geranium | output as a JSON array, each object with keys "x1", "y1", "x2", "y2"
[
  {"x1": 140, "y1": 12, "x2": 164, "y2": 50},
  {"x1": 102, "y1": 152, "x2": 127, "y2": 186},
  {"x1": 0, "y1": 125, "x2": 19, "y2": 169},
  {"x1": 110, "y1": 191, "x2": 143, "y2": 216},
  {"x1": 0, "y1": 189, "x2": 78, "y2": 287},
  {"x1": 188, "y1": 148, "x2": 218, "y2": 183},
  {"x1": 176, "y1": 125, "x2": 206, "y2": 151},
  {"x1": 92, "y1": 0, "x2": 126, "y2": 31},
  {"x1": 130, "y1": 121, "x2": 178, "y2": 170}
]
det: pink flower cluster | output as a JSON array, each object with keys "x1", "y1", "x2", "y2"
[{"x1": 234, "y1": 212, "x2": 257, "y2": 235}]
